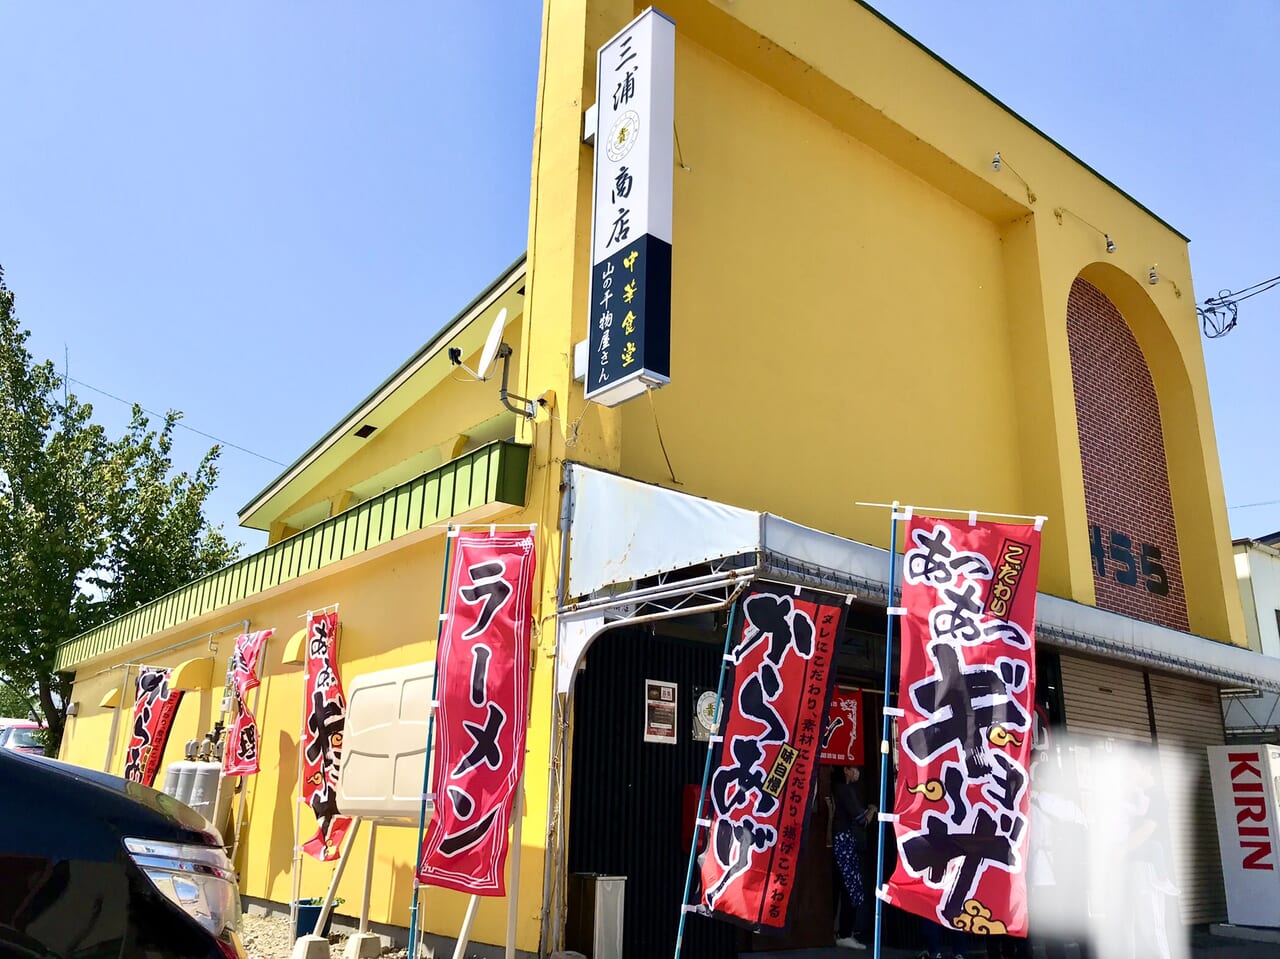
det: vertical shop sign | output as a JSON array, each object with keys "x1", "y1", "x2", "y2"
[
  {"x1": 1207, "y1": 745, "x2": 1280, "y2": 927},
  {"x1": 820, "y1": 686, "x2": 864, "y2": 765},
  {"x1": 885, "y1": 518, "x2": 1041, "y2": 937},
  {"x1": 301, "y1": 611, "x2": 352, "y2": 861},
  {"x1": 585, "y1": 7, "x2": 675, "y2": 407},
  {"x1": 698, "y1": 584, "x2": 848, "y2": 931},
  {"x1": 224, "y1": 629, "x2": 274, "y2": 776},
  {"x1": 417, "y1": 530, "x2": 537, "y2": 895},
  {"x1": 123, "y1": 667, "x2": 184, "y2": 787}
]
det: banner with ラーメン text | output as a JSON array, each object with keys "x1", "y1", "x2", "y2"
[
  {"x1": 124, "y1": 667, "x2": 184, "y2": 787},
  {"x1": 223, "y1": 628, "x2": 273, "y2": 776},
  {"x1": 416, "y1": 530, "x2": 536, "y2": 895},
  {"x1": 698, "y1": 584, "x2": 848, "y2": 931},
  {"x1": 885, "y1": 516, "x2": 1041, "y2": 937},
  {"x1": 301, "y1": 611, "x2": 352, "y2": 861}
]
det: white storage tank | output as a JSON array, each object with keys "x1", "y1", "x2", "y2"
[{"x1": 187, "y1": 762, "x2": 223, "y2": 822}]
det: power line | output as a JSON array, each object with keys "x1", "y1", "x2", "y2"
[
  {"x1": 1200, "y1": 272, "x2": 1280, "y2": 339},
  {"x1": 66, "y1": 377, "x2": 287, "y2": 467},
  {"x1": 1228, "y1": 498, "x2": 1280, "y2": 511}
]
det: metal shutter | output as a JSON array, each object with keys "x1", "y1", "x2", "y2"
[
  {"x1": 1149, "y1": 672, "x2": 1228, "y2": 924},
  {"x1": 1060, "y1": 654, "x2": 1153, "y2": 743}
]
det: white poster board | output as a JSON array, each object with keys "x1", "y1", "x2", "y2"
[
  {"x1": 644, "y1": 679, "x2": 677, "y2": 744},
  {"x1": 1208, "y1": 744, "x2": 1280, "y2": 927}
]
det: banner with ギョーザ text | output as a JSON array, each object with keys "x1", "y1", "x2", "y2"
[
  {"x1": 885, "y1": 517, "x2": 1041, "y2": 937},
  {"x1": 698, "y1": 584, "x2": 848, "y2": 931}
]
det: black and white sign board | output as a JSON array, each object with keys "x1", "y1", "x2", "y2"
[{"x1": 585, "y1": 8, "x2": 675, "y2": 407}]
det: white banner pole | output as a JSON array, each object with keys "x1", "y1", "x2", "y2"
[
  {"x1": 102, "y1": 665, "x2": 133, "y2": 773},
  {"x1": 360, "y1": 823, "x2": 376, "y2": 933},
  {"x1": 313, "y1": 817, "x2": 361, "y2": 936},
  {"x1": 451, "y1": 895, "x2": 481, "y2": 959},
  {"x1": 505, "y1": 777, "x2": 525, "y2": 959},
  {"x1": 290, "y1": 724, "x2": 305, "y2": 947}
]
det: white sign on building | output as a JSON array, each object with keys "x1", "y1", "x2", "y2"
[{"x1": 585, "y1": 7, "x2": 675, "y2": 408}]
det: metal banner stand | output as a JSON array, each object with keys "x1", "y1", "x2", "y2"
[
  {"x1": 505, "y1": 776, "x2": 525, "y2": 959},
  {"x1": 450, "y1": 895, "x2": 481, "y2": 959},
  {"x1": 291, "y1": 605, "x2": 342, "y2": 950},
  {"x1": 672, "y1": 604, "x2": 740, "y2": 959},
  {"x1": 101, "y1": 665, "x2": 134, "y2": 773},
  {"x1": 230, "y1": 630, "x2": 270, "y2": 869},
  {"x1": 290, "y1": 717, "x2": 306, "y2": 948},
  {"x1": 408, "y1": 525, "x2": 456, "y2": 959},
  {"x1": 868, "y1": 502, "x2": 906, "y2": 959},
  {"x1": 855, "y1": 501, "x2": 1047, "y2": 959},
  {"x1": 313, "y1": 817, "x2": 363, "y2": 935}
]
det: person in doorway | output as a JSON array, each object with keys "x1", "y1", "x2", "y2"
[
  {"x1": 831, "y1": 764, "x2": 876, "y2": 949},
  {"x1": 916, "y1": 913, "x2": 969, "y2": 959}
]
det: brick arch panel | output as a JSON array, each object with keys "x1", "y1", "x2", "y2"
[{"x1": 1066, "y1": 277, "x2": 1189, "y2": 630}]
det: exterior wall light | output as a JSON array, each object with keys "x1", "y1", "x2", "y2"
[
  {"x1": 991, "y1": 150, "x2": 1035, "y2": 204},
  {"x1": 1054, "y1": 206, "x2": 1117, "y2": 254}
]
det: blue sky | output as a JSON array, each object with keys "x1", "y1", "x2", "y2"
[{"x1": 1, "y1": 2, "x2": 1276, "y2": 552}]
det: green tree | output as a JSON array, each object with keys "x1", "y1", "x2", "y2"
[
  {"x1": 0, "y1": 679, "x2": 36, "y2": 721},
  {"x1": 0, "y1": 267, "x2": 240, "y2": 753}
]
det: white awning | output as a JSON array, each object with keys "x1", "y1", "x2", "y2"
[{"x1": 563, "y1": 463, "x2": 1280, "y2": 693}]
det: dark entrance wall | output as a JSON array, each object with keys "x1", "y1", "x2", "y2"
[
  {"x1": 567, "y1": 627, "x2": 736, "y2": 959},
  {"x1": 1066, "y1": 277, "x2": 1190, "y2": 631}
]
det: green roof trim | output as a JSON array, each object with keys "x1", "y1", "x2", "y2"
[{"x1": 56, "y1": 441, "x2": 530, "y2": 672}]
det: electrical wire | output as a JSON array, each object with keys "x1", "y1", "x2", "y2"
[
  {"x1": 67, "y1": 377, "x2": 287, "y2": 467},
  {"x1": 646, "y1": 387, "x2": 681, "y2": 485},
  {"x1": 1228, "y1": 497, "x2": 1280, "y2": 511},
  {"x1": 1200, "y1": 272, "x2": 1280, "y2": 339}
]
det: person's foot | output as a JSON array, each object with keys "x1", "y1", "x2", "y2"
[{"x1": 835, "y1": 936, "x2": 866, "y2": 950}]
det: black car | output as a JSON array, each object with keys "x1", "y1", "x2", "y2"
[{"x1": 0, "y1": 749, "x2": 246, "y2": 958}]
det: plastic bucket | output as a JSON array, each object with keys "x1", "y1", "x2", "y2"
[{"x1": 294, "y1": 902, "x2": 334, "y2": 939}]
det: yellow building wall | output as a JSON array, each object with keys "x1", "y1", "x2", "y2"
[
  {"x1": 618, "y1": 31, "x2": 1020, "y2": 558},
  {"x1": 519, "y1": 0, "x2": 1244, "y2": 645},
  {"x1": 61, "y1": 507, "x2": 559, "y2": 955}
]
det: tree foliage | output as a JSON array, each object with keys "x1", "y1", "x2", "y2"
[{"x1": 0, "y1": 267, "x2": 240, "y2": 753}]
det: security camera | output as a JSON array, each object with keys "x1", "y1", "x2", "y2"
[{"x1": 448, "y1": 347, "x2": 463, "y2": 366}]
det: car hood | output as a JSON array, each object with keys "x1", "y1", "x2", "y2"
[{"x1": 0, "y1": 751, "x2": 220, "y2": 854}]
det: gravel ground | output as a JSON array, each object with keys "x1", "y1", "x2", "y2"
[{"x1": 240, "y1": 911, "x2": 408, "y2": 959}]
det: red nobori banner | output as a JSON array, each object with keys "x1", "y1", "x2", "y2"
[
  {"x1": 301, "y1": 611, "x2": 352, "y2": 861},
  {"x1": 124, "y1": 667, "x2": 184, "y2": 787},
  {"x1": 886, "y1": 516, "x2": 1041, "y2": 937},
  {"x1": 417, "y1": 530, "x2": 536, "y2": 895},
  {"x1": 821, "y1": 686, "x2": 864, "y2": 766},
  {"x1": 698, "y1": 585, "x2": 848, "y2": 931},
  {"x1": 224, "y1": 629, "x2": 274, "y2": 776}
]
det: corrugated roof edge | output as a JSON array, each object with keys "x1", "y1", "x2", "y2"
[
  {"x1": 854, "y1": 0, "x2": 1189, "y2": 242},
  {"x1": 238, "y1": 252, "x2": 528, "y2": 522}
]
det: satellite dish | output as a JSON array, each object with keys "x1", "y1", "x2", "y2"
[{"x1": 476, "y1": 308, "x2": 508, "y2": 381}]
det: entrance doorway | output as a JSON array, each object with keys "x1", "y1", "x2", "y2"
[
  {"x1": 567, "y1": 625, "x2": 737, "y2": 959},
  {"x1": 565, "y1": 607, "x2": 922, "y2": 957}
]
